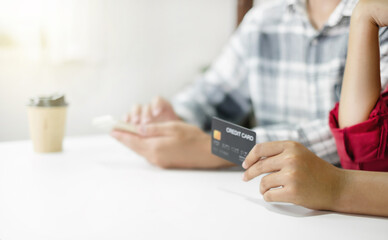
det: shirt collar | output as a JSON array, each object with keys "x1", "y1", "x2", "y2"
[
  {"x1": 286, "y1": 0, "x2": 359, "y2": 27},
  {"x1": 286, "y1": 0, "x2": 302, "y2": 6},
  {"x1": 284, "y1": 0, "x2": 307, "y2": 23},
  {"x1": 341, "y1": 0, "x2": 359, "y2": 17},
  {"x1": 326, "y1": 0, "x2": 358, "y2": 27},
  {"x1": 286, "y1": 0, "x2": 306, "y2": 14}
]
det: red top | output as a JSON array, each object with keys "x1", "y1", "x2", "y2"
[{"x1": 329, "y1": 91, "x2": 388, "y2": 171}]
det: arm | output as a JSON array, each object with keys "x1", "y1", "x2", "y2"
[
  {"x1": 328, "y1": 1, "x2": 388, "y2": 170},
  {"x1": 339, "y1": 0, "x2": 388, "y2": 128},
  {"x1": 242, "y1": 141, "x2": 388, "y2": 217},
  {"x1": 334, "y1": 169, "x2": 388, "y2": 216}
]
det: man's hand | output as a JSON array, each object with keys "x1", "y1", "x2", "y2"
[
  {"x1": 242, "y1": 141, "x2": 345, "y2": 210},
  {"x1": 126, "y1": 96, "x2": 181, "y2": 125},
  {"x1": 111, "y1": 121, "x2": 235, "y2": 169}
]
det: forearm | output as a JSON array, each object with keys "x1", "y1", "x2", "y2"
[
  {"x1": 332, "y1": 170, "x2": 388, "y2": 217},
  {"x1": 339, "y1": 5, "x2": 381, "y2": 128}
]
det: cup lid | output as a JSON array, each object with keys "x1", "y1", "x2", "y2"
[{"x1": 28, "y1": 94, "x2": 68, "y2": 107}]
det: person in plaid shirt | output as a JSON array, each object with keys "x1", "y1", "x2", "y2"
[{"x1": 112, "y1": 0, "x2": 388, "y2": 169}]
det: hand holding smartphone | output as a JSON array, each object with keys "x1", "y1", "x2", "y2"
[{"x1": 92, "y1": 115, "x2": 138, "y2": 134}]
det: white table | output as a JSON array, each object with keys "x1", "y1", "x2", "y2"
[{"x1": 0, "y1": 135, "x2": 387, "y2": 240}]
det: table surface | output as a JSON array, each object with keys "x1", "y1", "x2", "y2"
[{"x1": 0, "y1": 135, "x2": 387, "y2": 240}]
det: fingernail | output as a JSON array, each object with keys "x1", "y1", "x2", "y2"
[
  {"x1": 152, "y1": 108, "x2": 162, "y2": 117},
  {"x1": 141, "y1": 117, "x2": 150, "y2": 124},
  {"x1": 242, "y1": 161, "x2": 247, "y2": 169},
  {"x1": 132, "y1": 115, "x2": 139, "y2": 124},
  {"x1": 139, "y1": 125, "x2": 147, "y2": 135},
  {"x1": 242, "y1": 174, "x2": 247, "y2": 181}
]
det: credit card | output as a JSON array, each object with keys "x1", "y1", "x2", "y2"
[{"x1": 211, "y1": 117, "x2": 256, "y2": 166}]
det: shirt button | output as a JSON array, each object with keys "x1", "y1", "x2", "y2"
[{"x1": 311, "y1": 38, "x2": 318, "y2": 45}]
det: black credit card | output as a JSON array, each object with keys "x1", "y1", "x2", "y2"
[{"x1": 211, "y1": 117, "x2": 256, "y2": 166}]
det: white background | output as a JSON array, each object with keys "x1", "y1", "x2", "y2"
[{"x1": 0, "y1": 0, "x2": 265, "y2": 141}]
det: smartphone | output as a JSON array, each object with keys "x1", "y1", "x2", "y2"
[{"x1": 92, "y1": 115, "x2": 138, "y2": 134}]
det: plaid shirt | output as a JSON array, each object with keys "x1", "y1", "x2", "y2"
[{"x1": 172, "y1": 0, "x2": 388, "y2": 164}]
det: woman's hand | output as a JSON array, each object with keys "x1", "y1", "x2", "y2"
[{"x1": 242, "y1": 141, "x2": 345, "y2": 210}]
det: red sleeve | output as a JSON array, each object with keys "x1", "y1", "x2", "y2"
[{"x1": 329, "y1": 91, "x2": 388, "y2": 171}]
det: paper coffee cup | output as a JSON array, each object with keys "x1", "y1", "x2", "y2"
[{"x1": 27, "y1": 94, "x2": 68, "y2": 153}]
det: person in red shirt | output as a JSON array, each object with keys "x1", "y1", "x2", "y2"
[
  {"x1": 328, "y1": 0, "x2": 388, "y2": 171},
  {"x1": 242, "y1": 0, "x2": 388, "y2": 217}
]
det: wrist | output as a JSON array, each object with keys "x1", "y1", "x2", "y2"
[
  {"x1": 329, "y1": 168, "x2": 354, "y2": 213},
  {"x1": 318, "y1": 165, "x2": 347, "y2": 212}
]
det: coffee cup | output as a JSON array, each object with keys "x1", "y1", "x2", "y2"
[{"x1": 27, "y1": 94, "x2": 68, "y2": 153}]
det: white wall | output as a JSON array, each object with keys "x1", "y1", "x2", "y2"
[{"x1": 0, "y1": 0, "x2": 266, "y2": 141}]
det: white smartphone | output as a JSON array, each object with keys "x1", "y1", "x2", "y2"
[{"x1": 92, "y1": 115, "x2": 138, "y2": 134}]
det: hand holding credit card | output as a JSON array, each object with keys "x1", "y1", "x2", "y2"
[{"x1": 211, "y1": 117, "x2": 256, "y2": 166}]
